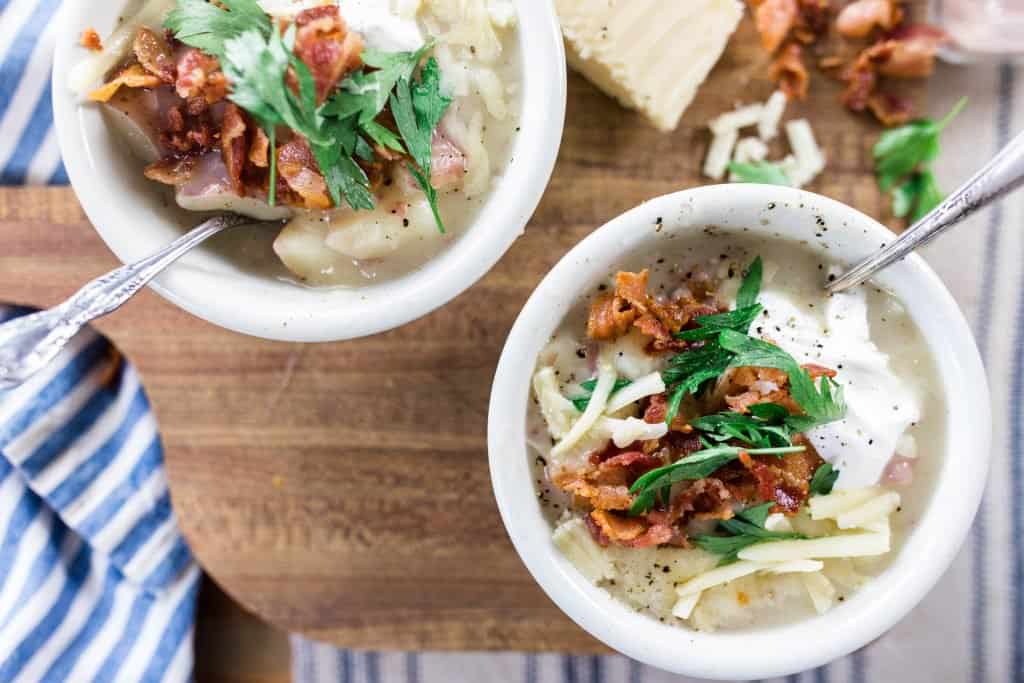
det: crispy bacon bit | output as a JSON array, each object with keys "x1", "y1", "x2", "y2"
[
  {"x1": 801, "y1": 363, "x2": 837, "y2": 379},
  {"x1": 585, "y1": 513, "x2": 611, "y2": 546},
  {"x1": 143, "y1": 156, "x2": 197, "y2": 186},
  {"x1": 870, "y1": 25, "x2": 949, "y2": 78},
  {"x1": 866, "y1": 91, "x2": 913, "y2": 126},
  {"x1": 590, "y1": 510, "x2": 647, "y2": 542},
  {"x1": 840, "y1": 50, "x2": 877, "y2": 112},
  {"x1": 597, "y1": 451, "x2": 664, "y2": 479},
  {"x1": 620, "y1": 523, "x2": 675, "y2": 548},
  {"x1": 221, "y1": 104, "x2": 249, "y2": 195},
  {"x1": 294, "y1": 6, "x2": 365, "y2": 103},
  {"x1": 133, "y1": 27, "x2": 176, "y2": 84},
  {"x1": 587, "y1": 293, "x2": 637, "y2": 341},
  {"x1": 277, "y1": 138, "x2": 333, "y2": 210},
  {"x1": 80, "y1": 28, "x2": 102, "y2": 52},
  {"x1": 642, "y1": 394, "x2": 696, "y2": 432},
  {"x1": 249, "y1": 127, "x2": 271, "y2": 168},
  {"x1": 753, "y1": 0, "x2": 799, "y2": 54},
  {"x1": 836, "y1": 0, "x2": 902, "y2": 38},
  {"x1": 797, "y1": 0, "x2": 832, "y2": 37},
  {"x1": 160, "y1": 104, "x2": 215, "y2": 155},
  {"x1": 771, "y1": 43, "x2": 810, "y2": 100},
  {"x1": 737, "y1": 446, "x2": 824, "y2": 513},
  {"x1": 88, "y1": 64, "x2": 161, "y2": 103},
  {"x1": 672, "y1": 478, "x2": 735, "y2": 523},
  {"x1": 718, "y1": 366, "x2": 801, "y2": 414},
  {"x1": 175, "y1": 48, "x2": 227, "y2": 106}
]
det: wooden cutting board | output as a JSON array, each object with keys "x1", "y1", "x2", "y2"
[{"x1": 0, "y1": 10, "x2": 924, "y2": 653}]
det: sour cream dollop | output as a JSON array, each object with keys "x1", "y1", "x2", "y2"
[
  {"x1": 756, "y1": 286, "x2": 922, "y2": 490},
  {"x1": 257, "y1": 0, "x2": 425, "y2": 52}
]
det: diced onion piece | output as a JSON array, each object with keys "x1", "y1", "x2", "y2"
[
  {"x1": 785, "y1": 119, "x2": 826, "y2": 186},
  {"x1": 758, "y1": 90, "x2": 787, "y2": 141},
  {"x1": 836, "y1": 491, "x2": 901, "y2": 530},
  {"x1": 605, "y1": 371, "x2": 666, "y2": 414},
  {"x1": 802, "y1": 572, "x2": 837, "y2": 614},
  {"x1": 671, "y1": 592, "x2": 701, "y2": 620},
  {"x1": 732, "y1": 137, "x2": 769, "y2": 164},
  {"x1": 553, "y1": 518, "x2": 616, "y2": 583},
  {"x1": 896, "y1": 433, "x2": 918, "y2": 458},
  {"x1": 551, "y1": 352, "x2": 617, "y2": 457},
  {"x1": 704, "y1": 128, "x2": 739, "y2": 180},
  {"x1": 69, "y1": 0, "x2": 175, "y2": 96},
  {"x1": 764, "y1": 513, "x2": 794, "y2": 532},
  {"x1": 532, "y1": 367, "x2": 580, "y2": 439},
  {"x1": 605, "y1": 416, "x2": 668, "y2": 448},
  {"x1": 710, "y1": 103, "x2": 765, "y2": 135},
  {"x1": 809, "y1": 487, "x2": 884, "y2": 520},
  {"x1": 737, "y1": 532, "x2": 890, "y2": 563}
]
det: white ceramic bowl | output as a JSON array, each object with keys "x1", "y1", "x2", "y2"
[
  {"x1": 488, "y1": 185, "x2": 991, "y2": 680},
  {"x1": 52, "y1": 1, "x2": 565, "y2": 342}
]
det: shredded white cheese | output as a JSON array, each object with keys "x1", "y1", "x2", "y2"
[
  {"x1": 553, "y1": 518, "x2": 617, "y2": 583},
  {"x1": 802, "y1": 572, "x2": 837, "y2": 614},
  {"x1": 710, "y1": 103, "x2": 765, "y2": 135},
  {"x1": 809, "y1": 487, "x2": 885, "y2": 521},
  {"x1": 733, "y1": 137, "x2": 769, "y2": 164},
  {"x1": 785, "y1": 118, "x2": 826, "y2": 187},
  {"x1": 737, "y1": 531, "x2": 891, "y2": 562},
  {"x1": 605, "y1": 372, "x2": 665, "y2": 414},
  {"x1": 532, "y1": 367, "x2": 580, "y2": 439},
  {"x1": 704, "y1": 128, "x2": 739, "y2": 180},
  {"x1": 758, "y1": 90, "x2": 787, "y2": 141},
  {"x1": 836, "y1": 491, "x2": 901, "y2": 530},
  {"x1": 551, "y1": 352, "x2": 617, "y2": 457}
]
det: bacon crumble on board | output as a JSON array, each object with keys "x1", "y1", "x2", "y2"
[
  {"x1": 771, "y1": 43, "x2": 810, "y2": 100},
  {"x1": 80, "y1": 28, "x2": 103, "y2": 52}
]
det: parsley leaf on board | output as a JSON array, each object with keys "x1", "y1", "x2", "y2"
[
  {"x1": 628, "y1": 444, "x2": 807, "y2": 515},
  {"x1": 809, "y1": 462, "x2": 840, "y2": 496},
  {"x1": 728, "y1": 161, "x2": 791, "y2": 186},
  {"x1": 165, "y1": 0, "x2": 271, "y2": 59},
  {"x1": 874, "y1": 97, "x2": 965, "y2": 220}
]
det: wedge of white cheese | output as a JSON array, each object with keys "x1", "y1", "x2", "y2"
[{"x1": 556, "y1": 0, "x2": 743, "y2": 132}]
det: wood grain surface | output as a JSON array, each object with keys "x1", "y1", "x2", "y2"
[{"x1": 0, "y1": 10, "x2": 923, "y2": 654}]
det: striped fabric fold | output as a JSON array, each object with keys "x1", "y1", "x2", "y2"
[
  {"x1": 0, "y1": 306, "x2": 199, "y2": 682},
  {"x1": 0, "y1": 0, "x2": 67, "y2": 185}
]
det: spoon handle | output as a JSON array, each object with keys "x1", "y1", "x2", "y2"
[
  {"x1": 0, "y1": 214, "x2": 248, "y2": 390},
  {"x1": 827, "y1": 129, "x2": 1024, "y2": 293}
]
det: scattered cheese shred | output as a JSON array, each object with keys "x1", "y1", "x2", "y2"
[
  {"x1": 733, "y1": 137, "x2": 769, "y2": 165},
  {"x1": 532, "y1": 366, "x2": 580, "y2": 439},
  {"x1": 802, "y1": 572, "x2": 837, "y2": 614},
  {"x1": 758, "y1": 90, "x2": 787, "y2": 141},
  {"x1": 605, "y1": 371, "x2": 666, "y2": 414},
  {"x1": 785, "y1": 118, "x2": 826, "y2": 187},
  {"x1": 710, "y1": 103, "x2": 765, "y2": 135},
  {"x1": 809, "y1": 487, "x2": 884, "y2": 521},
  {"x1": 551, "y1": 352, "x2": 616, "y2": 457},
  {"x1": 836, "y1": 491, "x2": 901, "y2": 530},
  {"x1": 737, "y1": 531, "x2": 891, "y2": 563},
  {"x1": 704, "y1": 128, "x2": 738, "y2": 180},
  {"x1": 605, "y1": 416, "x2": 668, "y2": 448}
]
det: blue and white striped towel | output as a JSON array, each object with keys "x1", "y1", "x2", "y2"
[
  {"x1": 0, "y1": 306, "x2": 200, "y2": 682},
  {"x1": 5, "y1": 0, "x2": 1024, "y2": 681}
]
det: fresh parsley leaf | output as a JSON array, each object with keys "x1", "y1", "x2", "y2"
[
  {"x1": 165, "y1": 0, "x2": 271, "y2": 59},
  {"x1": 628, "y1": 444, "x2": 806, "y2": 515},
  {"x1": 674, "y1": 305, "x2": 763, "y2": 341},
  {"x1": 874, "y1": 98, "x2": 965, "y2": 212},
  {"x1": 324, "y1": 44, "x2": 430, "y2": 124},
  {"x1": 570, "y1": 378, "x2": 633, "y2": 412},
  {"x1": 736, "y1": 256, "x2": 763, "y2": 309},
  {"x1": 690, "y1": 406, "x2": 809, "y2": 449},
  {"x1": 390, "y1": 59, "x2": 452, "y2": 233},
  {"x1": 718, "y1": 330, "x2": 846, "y2": 426},
  {"x1": 737, "y1": 501, "x2": 775, "y2": 527},
  {"x1": 729, "y1": 161, "x2": 791, "y2": 186},
  {"x1": 676, "y1": 257, "x2": 763, "y2": 341},
  {"x1": 809, "y1": 462, "x2": 840, "y2": 496},
  {"x1": 660, "y1": 341, "x2": 737, "y2": 425},
  {"x1": 693, "y1": 501, "x2": 805, "y2": 564}
]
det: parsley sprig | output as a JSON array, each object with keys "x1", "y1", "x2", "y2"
[
  {"x1": 728, "y1": 161, "x2": 790, "y2": 186},
  {"x1": 164, "y1": 0, "x2": 451, "y2": 230},
  {"x1": 628, "y1": 444, "x2": 806, "y2": 515},
  {"x1": 809, "y1": 462, "x2": 839, "y2": 496},
  {"x1": 874, "y1": 97, "x2": 967, "y2": 223},
  {"x1": 693, "y1": 502, "x2": 806, "y2": 565},
  {"x1": 691, "y1": 403, "x2": 814, "y2": 449}
]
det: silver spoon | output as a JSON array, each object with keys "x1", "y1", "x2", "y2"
[
  {"x1": 827, "y1": 129, "x2": 1024, "y2": 293},
  {"x1": 0, "y1": 214, "x2": 250, "y2": 391}
]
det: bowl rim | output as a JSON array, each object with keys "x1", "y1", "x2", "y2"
[
  {"x1": 52, "y1": 0, "x2": 567, "y2": 342},
  {"x1": 487, "y1": 184, "x2": 991, "y2": 679}
]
